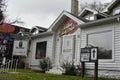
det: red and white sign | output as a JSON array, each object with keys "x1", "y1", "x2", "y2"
[
  {"x1": 0, "y1": 23, "x2": 15, "y2": 33},
  {"x1": 59, "y1": 19, "x2": 78, "y2": 36}
]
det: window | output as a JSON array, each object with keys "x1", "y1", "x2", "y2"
[
  {"x1": 35, "y1": 41, "x2": 47, "y2": 59},
  {"x1": 85, "y1": 16, "x2": 94, "y2": 20},
  {"x1": 33, "y1": 30, "x2": 39, "y2": 35},
  {"x1": 89, "y1": 16, "x2": 94, "y2": 20},
  {"x1": 88, "y1": 31, "x2": 112, "y2": 59},
  {"x1": 113, "y1": 8, "x2": 120, "y2": 15}
]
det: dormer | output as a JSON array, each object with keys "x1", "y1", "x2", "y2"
[
  {"x1": 104, "y1": 0, "x2": 120, "y2": 15},
  {"x1": 79, "y1": 8, "x2": 98, "y2": 21},
  {"x1": 30, "y1": 26, "x2": 47, "y2": 35},
  {"x1": 79, "y1": 8, "x2": 108, "y2": 21},
  {"x1": 17, "y1": 29, "x2": 24, "y2": 36}
]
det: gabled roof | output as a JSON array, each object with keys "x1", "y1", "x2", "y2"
[
  {"x1": 79, "y1": 8, "x2": 98, "y2": 17},
  {"x1": 68, "y1": 11, "x2": 90, "y2": 22},
  {"x1": 97, "y1": 13, "x2": 110, "y2": 17},
  {"x1": 48, "y1": 11, "x2": 85, "y2": 31},
  {"x1": 11, "y1": 24, "x2": 30, "y2": 34},
  {"x1": 104, "y1": 0, "x2": 120, "y2": 12}
]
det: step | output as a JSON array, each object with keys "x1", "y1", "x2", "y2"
[{"x1": 46, "y1": 67, "x2": 64, "y2": 75}]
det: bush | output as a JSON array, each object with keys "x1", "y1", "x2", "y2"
[
  {"x1": 39, "y1": 57, "x2": 52, "y2": 72},
  {"x1": 61, "y1": 61, "x2": 80, "y2": 76}
]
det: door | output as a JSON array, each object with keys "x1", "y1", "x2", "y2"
[{"x1": 60, "y1": 35, "x2": 75, "y2": 63}]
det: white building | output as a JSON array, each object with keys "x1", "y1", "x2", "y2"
[{"x1": 29, "y1": 0, "x2": 120, "y2": 78}]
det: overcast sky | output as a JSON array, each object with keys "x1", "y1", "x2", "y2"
[{"x1": 6, "y1": 0, "x2": 112, "y2": 29}]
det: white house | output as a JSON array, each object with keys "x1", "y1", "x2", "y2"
[{"x1": 29, "y1": 0, "x2": 120, "y2": 78}]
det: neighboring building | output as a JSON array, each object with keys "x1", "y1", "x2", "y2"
[
  {"x1": 0, "y1": 23, "x2": 30, "y2": 68},
  {"x1": 29, "y1": 0, "x2": 120, "y2": 78}
]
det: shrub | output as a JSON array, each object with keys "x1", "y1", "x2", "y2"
[
  {"x1": 39, "y1": 57, "x2": 52, "y2": 72},
  {"x1": 61, "y1": 61, "x2": 80, "y2": 76}
]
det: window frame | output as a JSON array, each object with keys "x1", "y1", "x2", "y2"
[
  {"x1": 89, "y1": 16, "x2": 94, "y2": 20},
  {"x1": 35, "y1": 41, "x2": 47, "y2": 59},
  {"x1": 113, "y1": 7, "x2": 120, "y2": 15},
  {"x1": 87, "y1": 30, "x2": 114, "y2": 62},
  {"x1": 85, "y1": 15, "x2": 95, "y2": 20}
]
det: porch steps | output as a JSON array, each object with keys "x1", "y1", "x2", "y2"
[{"x1": 46, "y1": 66, "x2": 64, "y2": 75}]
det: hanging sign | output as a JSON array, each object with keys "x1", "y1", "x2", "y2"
[
  {"x1": 0, "y1": 23, "x2": 15, "y2": 33},
  {"x1": 59, "y1": 19, "x2": 78, "y2": 36},
  {"x1": 13, "y1": 40, "x2": 28, "y2": 56}
]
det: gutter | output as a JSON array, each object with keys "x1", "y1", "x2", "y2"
[
  {"x1": 79, "y1": 15, "x2": 120, "y2": 28},
  {"x1": 31, "y1": 31, "x2": 53, "y2": 39}
]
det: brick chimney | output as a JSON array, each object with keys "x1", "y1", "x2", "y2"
[{"x1": 71, "y1": 0, "x2": 78, "y2": 16}]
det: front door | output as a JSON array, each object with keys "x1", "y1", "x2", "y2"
[{"x1": 60, "y1": 35, "x2": 75, "y2": 64}]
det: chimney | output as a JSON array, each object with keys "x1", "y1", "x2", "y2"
[{"x1": 71, "y1": 0, "x2": 78, "y2": 16}]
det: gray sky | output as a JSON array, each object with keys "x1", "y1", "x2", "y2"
[{"x1": 6, "y1": 0, "x2": 112, "y2": 29}]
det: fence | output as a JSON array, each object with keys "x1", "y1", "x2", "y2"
[{"x1": 0, "y1": 59, "x2": 18, "y2": 73}]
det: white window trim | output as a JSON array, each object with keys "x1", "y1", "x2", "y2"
[
  {"x1": 113, "y1": 7, "x2": 120, "y2": 15},
  {"x1": 85, "y1": 15, "x2": 94, "y2": 20},
  {"x1": 35, "y1": 41, "x2": 47, "y2": 60},
  {"x1": 87, "y1": 29, "x2": 114, "y2": 63},
  {"x1": 89, "y1": 16, "x2": 94, "y2": 20}
]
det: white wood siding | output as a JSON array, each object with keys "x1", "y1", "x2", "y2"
[
  {"x1": 80, "y1": 22, "x2": 120, "y2": 70},
  {"x1": 111, "y1": 3, "x2": 120, "y2": 15},
  {"x1": 54, "y1": 28, "x2": 81, "y2": 66},
  {"x1": 30, "y1": 35, "x2": 54, "y2": 68}
]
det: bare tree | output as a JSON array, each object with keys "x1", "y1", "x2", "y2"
[
  {"x1": 0, "y1": 0, "x2": 24, "y2": 25},
  {"x1": 79, "y1": 1, "x2": 109, "y2": 13},
  {"x1": 4, "y1": 17, "x2": 24, "y2": 25},
  {"x1": 0, "y1": 0, "x2": 6, "y2": 23}
]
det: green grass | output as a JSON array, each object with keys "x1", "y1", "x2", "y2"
[{"x1": 0, "y1": 69, "x2": 118, "y2": 80}]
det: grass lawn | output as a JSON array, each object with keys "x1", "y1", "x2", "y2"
[{"x1": 0, "y1": 69, "x2": 118, "y2": 80}]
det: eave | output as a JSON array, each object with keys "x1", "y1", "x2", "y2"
[
  {"x1": 31, "y1": 31, "x2": 53, "y2": 39},
  {"x1": 79, "y1": 15, "x2": 120, "y2": 28}
]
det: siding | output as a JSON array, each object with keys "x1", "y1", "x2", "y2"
[
  {"x1": 54, "y1": 28, "x2": 81, "y2": 66},
  {"x1": 80, "y1": 22, "x2": 120, "y2": 77},
  {"x1": 114, "y1": 24, "x2": 120, "y2": 63},
  {"x1": 111, "y1": 2, "x2": 120, "y2": 15},
  {"x1": 30, "y1": 35, "x2": 54, "y2": 69},
  {"x1": 80, "y1": 22, "x2": 120, "y2": 70}
]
